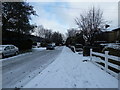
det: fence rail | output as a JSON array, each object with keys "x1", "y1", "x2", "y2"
[{"x1": 90, "y1": 49, "x2": 120, "y2": 79}]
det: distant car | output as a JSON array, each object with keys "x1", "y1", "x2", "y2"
[
  {"x1": 0, "y1": 45, "x2": 19, "y2": 58},
  {"x1": 75, "y1": 44, "x2": 83, "y2": 52},
  {"x1": 46, "y1": 44, "x2": 55, "y2": 50}
]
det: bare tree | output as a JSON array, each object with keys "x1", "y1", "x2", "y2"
[
  {"x1": 34, "y1": 25, "x2": 52, "y2": 39},
  {"x1": 75, "y1": 7, "x2": 105, "y2": 45},
  {"x1": 44, "y1": 29, "x2": 52, "y2": 39},
  {"x1": 34, "y1": 25, "x2": 45, "y2": 38},
  {"x1": 37, "y1": 25, "x2": 45, "y2": 38},
  {"x1": 67, "y1": 28, "x2": 80, "y2": 37},
  {"x1": 51, "y1": 31, "x2": 63, "y2": 45}
]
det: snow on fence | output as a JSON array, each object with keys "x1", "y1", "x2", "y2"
[{"x1": 90, "y1": 49, "x2": 120, "y2": 79}]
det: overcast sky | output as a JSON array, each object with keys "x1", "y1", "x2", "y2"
[{"x1": 27, "y1": 0, "x2": 119, "y2": 34}]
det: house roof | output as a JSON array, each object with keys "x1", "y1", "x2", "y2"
[{"x1": 112, "y1": 28, "x2": 120, "y2": 31}]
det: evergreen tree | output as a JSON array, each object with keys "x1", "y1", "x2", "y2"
[
  {"x1": 51, "y1": 32, "x2": 63, "y2": 45},
  {"x1": 2, "y1": 2, "x2": 37, "y2": 34}
]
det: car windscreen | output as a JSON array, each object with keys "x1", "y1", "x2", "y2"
[
  {"x1": 48, "y1": 45, "x2": 52, "y2": 46},
  {"x1": 0, "y1": 46, "x2": 5, "y2": 51}
]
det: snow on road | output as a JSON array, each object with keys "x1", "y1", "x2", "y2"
[
  {"x1": 32, "y1": 47, "x2": 46, "y2": 52},
  {"x1": 1, "y1": 47, "x2": 46, "y2": 62},
  {"x1": 2, "y1": 47, "x2": 62, "y2": 88},
  {"x1": 24, "y1": 46, "x2": 118, "y2": 88}
]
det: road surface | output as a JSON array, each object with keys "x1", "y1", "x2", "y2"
[{"x1": 2, "y1": 46, "x2": 63, "y2": 88}]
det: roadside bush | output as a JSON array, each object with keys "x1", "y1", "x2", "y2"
[
  {"x1": 83, "y1": 46, "x2": 102, "y2": 56},
  {"x1": 32, "y1": 42, "x2": 37, "y2": 46},
  {"x1": 24, "y1": 39, "x2": 33, "y2": 50},
  {"x1": 13, "y1": 39, "x2": 33, "y2": 51},
  {"x1": 41, "y1": 42, "x2": 47, "y2": 47},
  {"x1": 102, "y1": 47, "x2": 120, "y2": 57},
  {"x1": 2, "y1": 39, "x2": 33, "y2": 51},
  {"x1": 2, "y1": 30, "x2": 43, "y2": 51}
]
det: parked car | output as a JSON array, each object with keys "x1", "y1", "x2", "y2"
[
  {"x1": 0, "y1": 45, "x2": 19, "y2": 58},
  {"x1": 75, "y1": 44, "x2": 83, "y2": 52},
  {"x1": 46, "y1": 44, "x2": 55, "y2": 50}
]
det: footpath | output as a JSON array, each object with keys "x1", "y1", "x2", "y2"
[{"x1": 24, "y1": 46, "x2": 118, "y2": 88}]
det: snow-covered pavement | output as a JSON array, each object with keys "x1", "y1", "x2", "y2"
[{"x1": 24, "y1": 46, "x2": 118, "y2": 88}]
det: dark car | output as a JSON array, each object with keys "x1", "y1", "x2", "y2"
[{"x1": 46, "y1": 44, "x2": 55, "y2": 50}]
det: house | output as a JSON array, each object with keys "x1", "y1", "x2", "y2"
[
  {"x1": 112, "y1": 28, "x2": 120, "y2": 42},
  {"x1": 94, "y1": 28, "x2": 120, "y2": 43}
]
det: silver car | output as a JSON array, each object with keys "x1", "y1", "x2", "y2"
[{"x1": 0, "y1": 45, "x2": 19, "y2": 58}]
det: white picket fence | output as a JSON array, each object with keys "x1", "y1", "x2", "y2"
[{"x1": 90, "y1": 49, "x2": 120, "y2": 79}]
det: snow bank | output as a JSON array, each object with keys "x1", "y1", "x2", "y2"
[
  {"x1": 1, "y1": 47, "x2": 46, "y2": 62},
  {"x1": 24, "y1": 46, "x2": 118, "y2": 88},
  {"x1": 1, "y1": 52, "x2": 33, "y2": 62},
  {"x1": 101, "y1": 43, "x2": 120, "y2": 50},
  {"x1": 32, "y1": 47, "x2": 46, "y2": 52}
]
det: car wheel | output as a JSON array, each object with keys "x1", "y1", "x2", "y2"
[{"x1": 15, "y1": 51, "x2": 18, "y2": 55}]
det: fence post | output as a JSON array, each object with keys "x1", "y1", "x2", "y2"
[
  {"x1": 105, "y1": 51, "x2": 109, "y2": 72},
  {"x1": 90, "y1": 49, "x2": 92, "y2": 61}
]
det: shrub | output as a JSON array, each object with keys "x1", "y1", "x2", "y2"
[
  {"x1": 102, "y1": 47, "x2": 120, "y2": 57},
  {"x1": 83, "y1": 46, "x2": 102, "y2": 56},
  {"x1": 13, "y1": 39, "x2": 33, "y2": 51},
  {"x1": 41, "y1": 42, "x2": 47, "y2": 47}
]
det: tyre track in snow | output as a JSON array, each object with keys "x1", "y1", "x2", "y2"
[{"x1": 2, "y1": 46, "x2": 63, "y2": 88}]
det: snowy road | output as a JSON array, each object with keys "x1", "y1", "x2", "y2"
[{"x1": 2, "y1": 46, "x2": 63, "y2": 88}]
